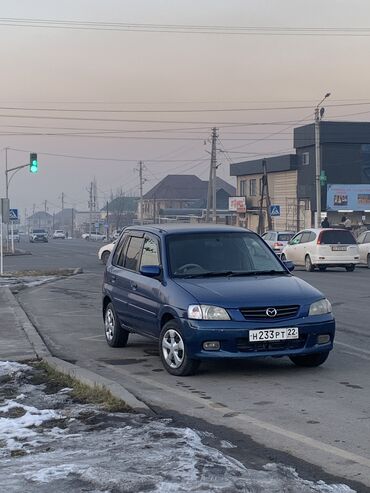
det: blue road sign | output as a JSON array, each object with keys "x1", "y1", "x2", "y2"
[
  {"x1": 269, "y1": 205, "x2": 281, "y2": 217},
  {"x1": 9, "y1": 208, "x2": 19, "y2": 221}
]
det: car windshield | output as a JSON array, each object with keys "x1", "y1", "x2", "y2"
[
  {"x1": 167, "y1": 232, "x2": 286, "y2": 278},
  {"x1": 33, "y1": 229, "x2": 46, "y2": 234},
  {"x1": 278, "y1": 233, "x2": 295, "y2": 242},
  {"x1": 320, "y1": 230, "x2": 356, "y2": 245}
]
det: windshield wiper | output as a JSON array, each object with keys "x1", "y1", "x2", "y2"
[
  {"x1": 229, "y1": 270, "x2": 287, "y2": 277},
  {"x1": 176, "y1": 270, "x2": 287, "y2": 279}
]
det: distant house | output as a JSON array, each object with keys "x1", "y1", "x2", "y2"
[
  {"x1": 27, "y1": 211, "x2": 53, "y2": 230},
  {"x1": 141, "y1": 174, "x2": 236, "y2": 220}
]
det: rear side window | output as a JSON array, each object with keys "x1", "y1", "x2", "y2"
[
  {"x1": 277, "y1": 233, "x2": 294, "y2": 242},
  {"x1": 320, "y1": 230, "x2": 356, "y2": 245},
  {"x1": 124, "y1": 237, "x2": 144, "y2": 271}
]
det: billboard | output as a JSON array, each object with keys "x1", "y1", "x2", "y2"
[
  {"x1": 228, "y1": 196, "x2": 246, "y2": 213},
  {"x1": 327, "y1": 184, "x2": 370, "y2": 211}
]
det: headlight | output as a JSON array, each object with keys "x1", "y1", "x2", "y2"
[
  {"x1": 188, "y1": 305, "x2": 230, "y2": 321},
  {"x1": 309, "y1": 298, "x2": 332, "y2": 316}
]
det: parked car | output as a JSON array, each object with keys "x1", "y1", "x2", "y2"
[
  {"x1": 102, "y1": 224, "x2": 335, "y2": 376},
  {"x1": 356, "y1": 229, "x2": 370, "y2": 268},
  {"x1": 52, "y1": 230, "x2": 66, "y2": 239},
  {"x1": 29, "y1": 229, "x2": 48, "y2": 243},
  {"x1": 261, "y1": 231, "x2": 295, "y2": 256},
  {"x1": 281, "y1": 228, "x2": 360, "y2": 272},
  {"x1": 111, "y1": 229, "x2": 123, "y2": 241},
  {"x1": 82, "y1": 232, "x2": 107, "y2": 241},
  {"x1": 98, "y1": 241, "x2": 115, "y2": 264},
  {"x1": 10, "y1": 229, "x2": 20, "y2": 243}
]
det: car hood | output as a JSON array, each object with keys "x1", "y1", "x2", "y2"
[{"x1": 174, "y1": 275, "x2": 323, "y2": 308}]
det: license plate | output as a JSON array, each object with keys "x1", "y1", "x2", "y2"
[
  {"x1": 331, "y1": 246, "x2": 347, "y2": 251},
  {"x1": 249, "y1": 328, "x2": 299, "y2": 342}
]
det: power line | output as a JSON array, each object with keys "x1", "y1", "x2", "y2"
[
  {"x1": 5, "y1": 147, "x2": 208, "y2": 163},
  {"x1": 2, "y1": 18, "x2": 370, "y2": 36}
]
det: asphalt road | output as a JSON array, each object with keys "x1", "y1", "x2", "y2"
[
  {"x1": 4, "y1": 237, "x2": 105, "y2": 273},
  {"x1": 13, "y1": 239, "x2": 370, "y2": 490}
]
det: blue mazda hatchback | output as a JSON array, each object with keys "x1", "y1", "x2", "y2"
[{"x1": 103, "y1": 225, "x2": 335, "y2": 376}]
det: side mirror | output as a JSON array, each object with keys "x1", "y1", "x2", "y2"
[
  {"x1": 140, "y1": 265, "x2": 161, "y2": 278},
  {"x1": 283, "y1": 260, "x2": 295, "y2": 272}
]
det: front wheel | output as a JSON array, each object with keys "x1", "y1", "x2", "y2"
[
  {"x1": 289, "y1": 351, "x2": 329, "y2": 367},
  {"x1": 345, "y1": 264, "x2": 355, "y2": 272},
  {"x1": 280, "y1": 254, "x2": 287, "y2": 262},
  {"x1": 159, "y1": 321, "x2": 200, "y2": 376},
  {"x1": 305, "y1": 255, "x2": 314, "y2": 272},
  {"x1": 104, "y1": 302, "x2": 129, "y2": 347}
]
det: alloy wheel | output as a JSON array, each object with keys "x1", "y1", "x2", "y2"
[
  {"x1": 161, "y1": 329, "x2": 185, "y2": 369},
  {"x1": 105, "y1": 308, "x2": 115, "y2": 342}
]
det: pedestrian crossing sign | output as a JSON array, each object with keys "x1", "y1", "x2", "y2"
[
  {"x1": 9, "y1": 208, "x2": 19, "y2": 221},
  {"x1": 269, "y1": 205, "x2": 281, "y2": 217}
]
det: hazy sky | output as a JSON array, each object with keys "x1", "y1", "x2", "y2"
[{"x1": 1, "y1": 0, "x2": 370, "y2": 217}]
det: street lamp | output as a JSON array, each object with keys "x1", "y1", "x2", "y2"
[{"x1": 315, "y1": 92, "x2": 331, "y2": 228}]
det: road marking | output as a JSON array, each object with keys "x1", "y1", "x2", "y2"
[
  {"x1": 100, "y1": 362, "x2": 370, "y2": 470},
  {"x1": 79, "y1": 335, "x2": 105, "y2": 341},
  {"x1": 336, "y1": 340, "x2": 370, "y2": 356}
]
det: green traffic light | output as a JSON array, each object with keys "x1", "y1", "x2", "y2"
[
  {"x1": 30, "y1": 153, "x2": 38, "y2": 173},
  {"x1": 30, "y1": 160, "x2": 38, "y2": 173}
]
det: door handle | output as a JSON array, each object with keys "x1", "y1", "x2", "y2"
[{"x1": 111, "y1": 275, "x2": 117, "y2": 283}]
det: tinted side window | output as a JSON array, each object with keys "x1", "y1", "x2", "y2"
[
  {"x1": 290, "y1": 233, "x2": 303, "y2": 245},
  {"x1": 320, "y1": 230, "x2": 356, "y2": 245},
  {"x1": 140, "y1": 238, "x2": 160, "y2": 268},
  {"x1": 124, "y1": 237, "x2": 144, "y2": 271},
  {"x1": 113, "y1": 234, "x2": 128, "y2": 266},
  {"x1": 300, "y1": 232, "x2": 312, "y2": 244},
  {"x1": 308, "y1": 232, "x2": 317, "y2": 242},
  {"x1": 365, "y1": 232, "x2": 370, "y2": 244}
]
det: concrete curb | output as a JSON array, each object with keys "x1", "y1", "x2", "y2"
[
  {"x1": 6, "y1": 288, "x2": 152, "y2": 415},
  {"x1": 44, "y1": 356, "x2": 152, "y2": 415}
]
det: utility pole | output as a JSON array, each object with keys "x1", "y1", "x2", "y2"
[
  {"x1": 314, "y1": 92, "x2": 331, "y2": 228},
  {"x1": 206, "y1": 127, "x2": 218, "y2": 222},
  {"x1": 106, "y1": 201, "x2": 109, "y2": 237},
  {"x1": 60, "y1": 192, "x2": 65, "y2": 233},
  {"x1": 257, "y1": 159, "x2": 272, "y2": 235},
  {"x1": 139, "y1": 161, "x2": 144, "y2": 225},
  {"x1": 89, "y1": 182, "x2": 93, "y2": 240}
]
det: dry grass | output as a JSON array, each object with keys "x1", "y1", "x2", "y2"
[{"x1": 34, "y1": 361, "x2": 131, "y2": 413}]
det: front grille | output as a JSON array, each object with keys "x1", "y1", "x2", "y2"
[
  {"x1": 240, "y1": 305, "x2": 299, "y2": 320},
  {"x1": 236, "y1": 335, "x2": 307, "y2": 353}
]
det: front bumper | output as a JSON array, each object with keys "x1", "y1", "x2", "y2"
[{"x1": 179, "y1": 316, "x2": 335, "y2": 360}]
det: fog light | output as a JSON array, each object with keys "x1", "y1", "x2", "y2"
[
  {"x1": 317, "y1": 334, "x2": 330, "y2": 344},
  {"x1": 203, "y1": 341, "x2": 220, "y2": 351}
]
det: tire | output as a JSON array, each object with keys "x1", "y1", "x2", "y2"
[
  {"x1": 345, "y1": 264, "x2": 355, "y2": 272},
  {"x1": 104, "y1": 302, "x2": 129, "y2": 348},
  {"x1": 289, "y1": 351, "x2": 329, "y2": 367},
  {"x1": 101, "y1": 251, "x2": 110, "y2": 265},
  {"x1": 159, "y1": 320, "x2": 200, "y2": 376},
  {"x1": 367, "y1": 255, "x2": 370, "y2": 269},
  {"x1": 305, "y1": 255, "x2": 314, "y2": 272},
  {"x1": 281, "y1": 254, "x2": 287, "y2": 262},
  {"x1": 318, "y1": 265, "x2": 327, "y2": 272}
]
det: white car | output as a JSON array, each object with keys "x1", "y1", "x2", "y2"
[
  {"x1": 53, "y1": 230, "x2": 66, "y2": 239},
  {"x1": 10, "y1": 229, "x2": 20, "y2": 243},
  {"x1": 98, "y1": 241, "x2": 115, "y2": 264},
  {"x1": 281, "y1": 228, "x2": 360, "y2": 272},
  {"x1": 357, "y1": 230, "x2": 370, "y2": 268},
  {"x1": 261, "y1": 230, "x2": 295, "y2": 256},
  {"x1": 82, "y1": 232, "x2": 107, "y2": 241}
]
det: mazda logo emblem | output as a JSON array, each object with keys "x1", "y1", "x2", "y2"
[{"x1": 266, "y1": 308, "x2": 277, "y2": 317}]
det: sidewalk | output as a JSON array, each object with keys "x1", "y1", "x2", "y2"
[{"x1": 0, "y1": 287, "x2": 42, "y2": 361}]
